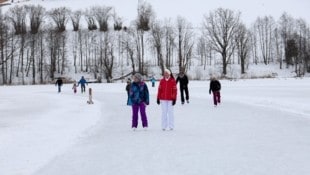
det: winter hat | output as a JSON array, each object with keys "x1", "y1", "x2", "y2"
[{"x1": 134, "y1": 73, "x2": 142, "y2": 81}]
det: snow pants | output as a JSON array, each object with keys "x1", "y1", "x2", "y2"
[
  {"x1": 132, "y1": 103, "x2": 148, "y2": 128},
  {"x1": 160, "y1": 100, "x2": 174, "y2": 130}
]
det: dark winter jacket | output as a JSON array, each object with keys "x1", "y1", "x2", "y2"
[
  {"x1": 129, "y1": 82, "x2": 149, "y2": 105},
  {"x1": 176, "y1": 74, "x2": 189, "y2": 89},
  {"x1": 126, "y1": 83, "x2": 131, "y2": 94},
  {"x1": 55, "y1": 78, "x2": 63, "y2": 86},
  {"x1": 209, "y1": 80, "x2": 221, "y2": 93}
]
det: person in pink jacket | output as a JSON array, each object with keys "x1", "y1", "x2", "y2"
[{"x1": 157, "y1": 69, "x2": 177, "y2": 131}]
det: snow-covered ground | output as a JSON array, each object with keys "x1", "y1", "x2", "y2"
[{"x1": 1, "y1": 78, "x2": 310, "y2": 175}]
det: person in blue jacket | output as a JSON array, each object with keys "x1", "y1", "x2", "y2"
[
  {"x1": 77, "y1": 76, "x2": 88, "y2": 93},
  {"x1": 129, "y1": 73, "x2": 149, "y2": 131},
  {"x1": 150, "y1": 76, "x2": 156, "y2": 87}
]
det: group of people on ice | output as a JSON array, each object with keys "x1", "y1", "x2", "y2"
[
  {"x1": 55, "y1": 76, "x2": 88, "y2": 94},
  {"x1": 55, "y1": 76, "x2": 93, "y2": 104},
  {"x1": 126, "y1": 69, "x2": 221, "y2": 131}
]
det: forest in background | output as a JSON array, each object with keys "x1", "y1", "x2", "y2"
[{"x1": 0, "y1": 1, "x2": 309, "y2": 85}]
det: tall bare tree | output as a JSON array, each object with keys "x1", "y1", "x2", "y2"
[
  {"x1": 84, "y1": 9, "x2": 97, "y2": 31},
  {"x1": 0, "y1": 9, "x2": 9, "y2": 84},
  {"x1": 235, "y1": 23, "x2": 251, "y2": 74},
  {"x1": 136, "y1": 0, "x2": 154, "y2": 74},
  {"x1": 279, "y1": 12, "x2": 295, "y2": 68},
  {"x1": 99, "y1": 32, "x2": 115, "y2": 82},
  {"x1": 6, "y1": 5, "x2": 27, "y2": 35},
  {"x1": 122, "y1": 27, "x2": 137, "y2": 74},
  {"x1": 203, "y1": 8, "x2": 241, "y2": 75},
  {"x1": 150, "y1": 20, "x2": 165, "y2": 74},
  {"x1": 163, "y1": 19, "x2": 176, "y2": 68},
  {"x1": 253, "y1": 16, "x2": 275, "y2": 65},
  {"x1": 49, "y1": 7, "x2": 70, "y2": 32},
  {"x1": 176, "y1": 16, "x2": 194, "y2": 73},
  {"x1": 70, "y1": 10, "x2": 82, "y2": 31},
  {"x1": 26, "y1": 5, "x2": 45, "y2": 34},
  {"x1": 93, "y1": 6, "x2": 113, "y2": 32}
]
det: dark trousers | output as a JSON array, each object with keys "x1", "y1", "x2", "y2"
[
  {"x1": 81, "y1": 85, "x2": 86, "y2": 93},
  {"x1": 180, "y1": 86, "x2": 189, "y2": 103},
  {"x1": 212, "y1": 91, "x2": 221, "y2": 105},
  {"x1": 132, "y1": 103, "x2": 148, "y2": 128}
]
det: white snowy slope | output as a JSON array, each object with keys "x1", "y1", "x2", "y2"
[{"x1": 1, "y1": 78, "x2": 310, "y2": 175}]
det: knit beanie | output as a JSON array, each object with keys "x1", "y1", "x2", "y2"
[{"x1": 134, "y1": 73, "x2": 142, "y2": 81}]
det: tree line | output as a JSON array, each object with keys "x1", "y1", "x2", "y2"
[{"x1": 0, "y1": 2, "x2": 309, "y2": 85}]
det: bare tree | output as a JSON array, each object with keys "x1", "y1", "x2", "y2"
[
  {"x1": 0, "y1": 10, "x2": 9, "y2": 84},
  {"x1": 203, "y1": 8, "x2": 241, "y2": 75},
  {"x1": 279, "y1": 12, "x2": 295, "y2": 68},
  {"x1": 150, "y1": 20, "x2": 165, "y2": 74},
  {"x1": 84, "y1": 9, "x2": 97, "y2": 31},
  {"x1": 70, "y1": 10, "x2": 82, "y2": 31},
  {"x1": 122, "y1": 28, "x2": 137, "y2": 74},
  {"x1": 98, "y1": 32, "x2": 115, "y2": 82},
  {"x1": 135, "y1": 0, "x2": 154, "y2": 74},
  {"x1": 163, "y1": 19, "x2": 176, "y2": 69},
  {"x1": 295, "y1": 19, "x2": 308, "y2": 76},
  {"x1": 6, "y1": 5, "x2": 27, "y2": 35},
  {"x1": 26, "y1": 5, "x2": 45, "y2": 34},
  {"x1": 93, "y1": 6, "x2": 113, "y2": 32},
  {"x1": 253, "y1": 16, "x2": 275, "y2": 65},
  {"x1": 196, "y1": 36, "x2": 207, "y2": 69},
  {"x1": 49, "y1": 7, "x2": 70, "y2": 32},
  {"x1": 136, "y1": 0, "x2": 153, "y2": 31},
  {"x1": 176, "y1": 16, "x2": 194, "y2": 73},
  {"x1": 113, "y1": 14, "x2": 123, "y2": 31},
  {"x1": 235, "y1": 23, "x2": 251, "y2": 74},
  {"x1": 274, "y1": 27, "x2": 283, "y2": 69}
]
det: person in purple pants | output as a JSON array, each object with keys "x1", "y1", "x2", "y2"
[{"x1": 129, "y1": 73, "x2": 150, "y2": 131}]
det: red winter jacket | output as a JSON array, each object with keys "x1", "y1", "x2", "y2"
[{"x1": 157, "y1": 77, "x2": 177, "y2": 101}]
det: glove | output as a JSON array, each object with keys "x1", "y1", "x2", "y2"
[
  {"x1": 157, "y1": 98, "x2": 160, "y2": 105},
  {"x1": 172, "y1": 100, "x2": 176, "y2": 106}
]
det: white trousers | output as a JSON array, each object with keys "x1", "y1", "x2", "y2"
[{"x1": 160, "y1": 100, "x2": 174, "y2": 129}]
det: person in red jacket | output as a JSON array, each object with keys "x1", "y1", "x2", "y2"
[{"x1": 157, "y1": 69, "x2": 177, "y2": 131}]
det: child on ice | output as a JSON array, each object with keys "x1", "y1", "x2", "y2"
[{"x1": 72, "y1": 82, "x2": 77, "y2": 93}]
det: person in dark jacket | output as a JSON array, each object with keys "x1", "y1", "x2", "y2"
[
  {"x1": 209, "y1": 77, "x2": 221, "y2": 106},
  {"x1": 176, "y1": 71, "x2": 189, "y2": 104},
  {"x1": 77, "y1": 76, "x2": 88, "y2": 93},
  {"x1": 129, "y1": 73, "x2": 149, "y2": 131},
  {"x1": 55, "y1": 77, "x2": 63, "y2": 93},
  {"x1": 125, "y1": 78, "x2": 132, "y2": 105}
]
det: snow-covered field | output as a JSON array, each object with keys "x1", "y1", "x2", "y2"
[{"x1": 1, "y1": 78, "x2": 310, "y2": 175}]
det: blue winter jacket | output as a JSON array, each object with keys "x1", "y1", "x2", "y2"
[
  {"x1": 129, "y1": 82, "x2": 149, "y2": 105},
  {"x1": 78, "y1": 78, "x2": 87, "y2": 86}
]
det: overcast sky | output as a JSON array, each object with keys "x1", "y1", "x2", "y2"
[
  {"x1": 140, "y1": 0, "x2": 310, "y2": 26},
  {"x1": 2, "y1": 0, "x2": 309, "y2": 27}
]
